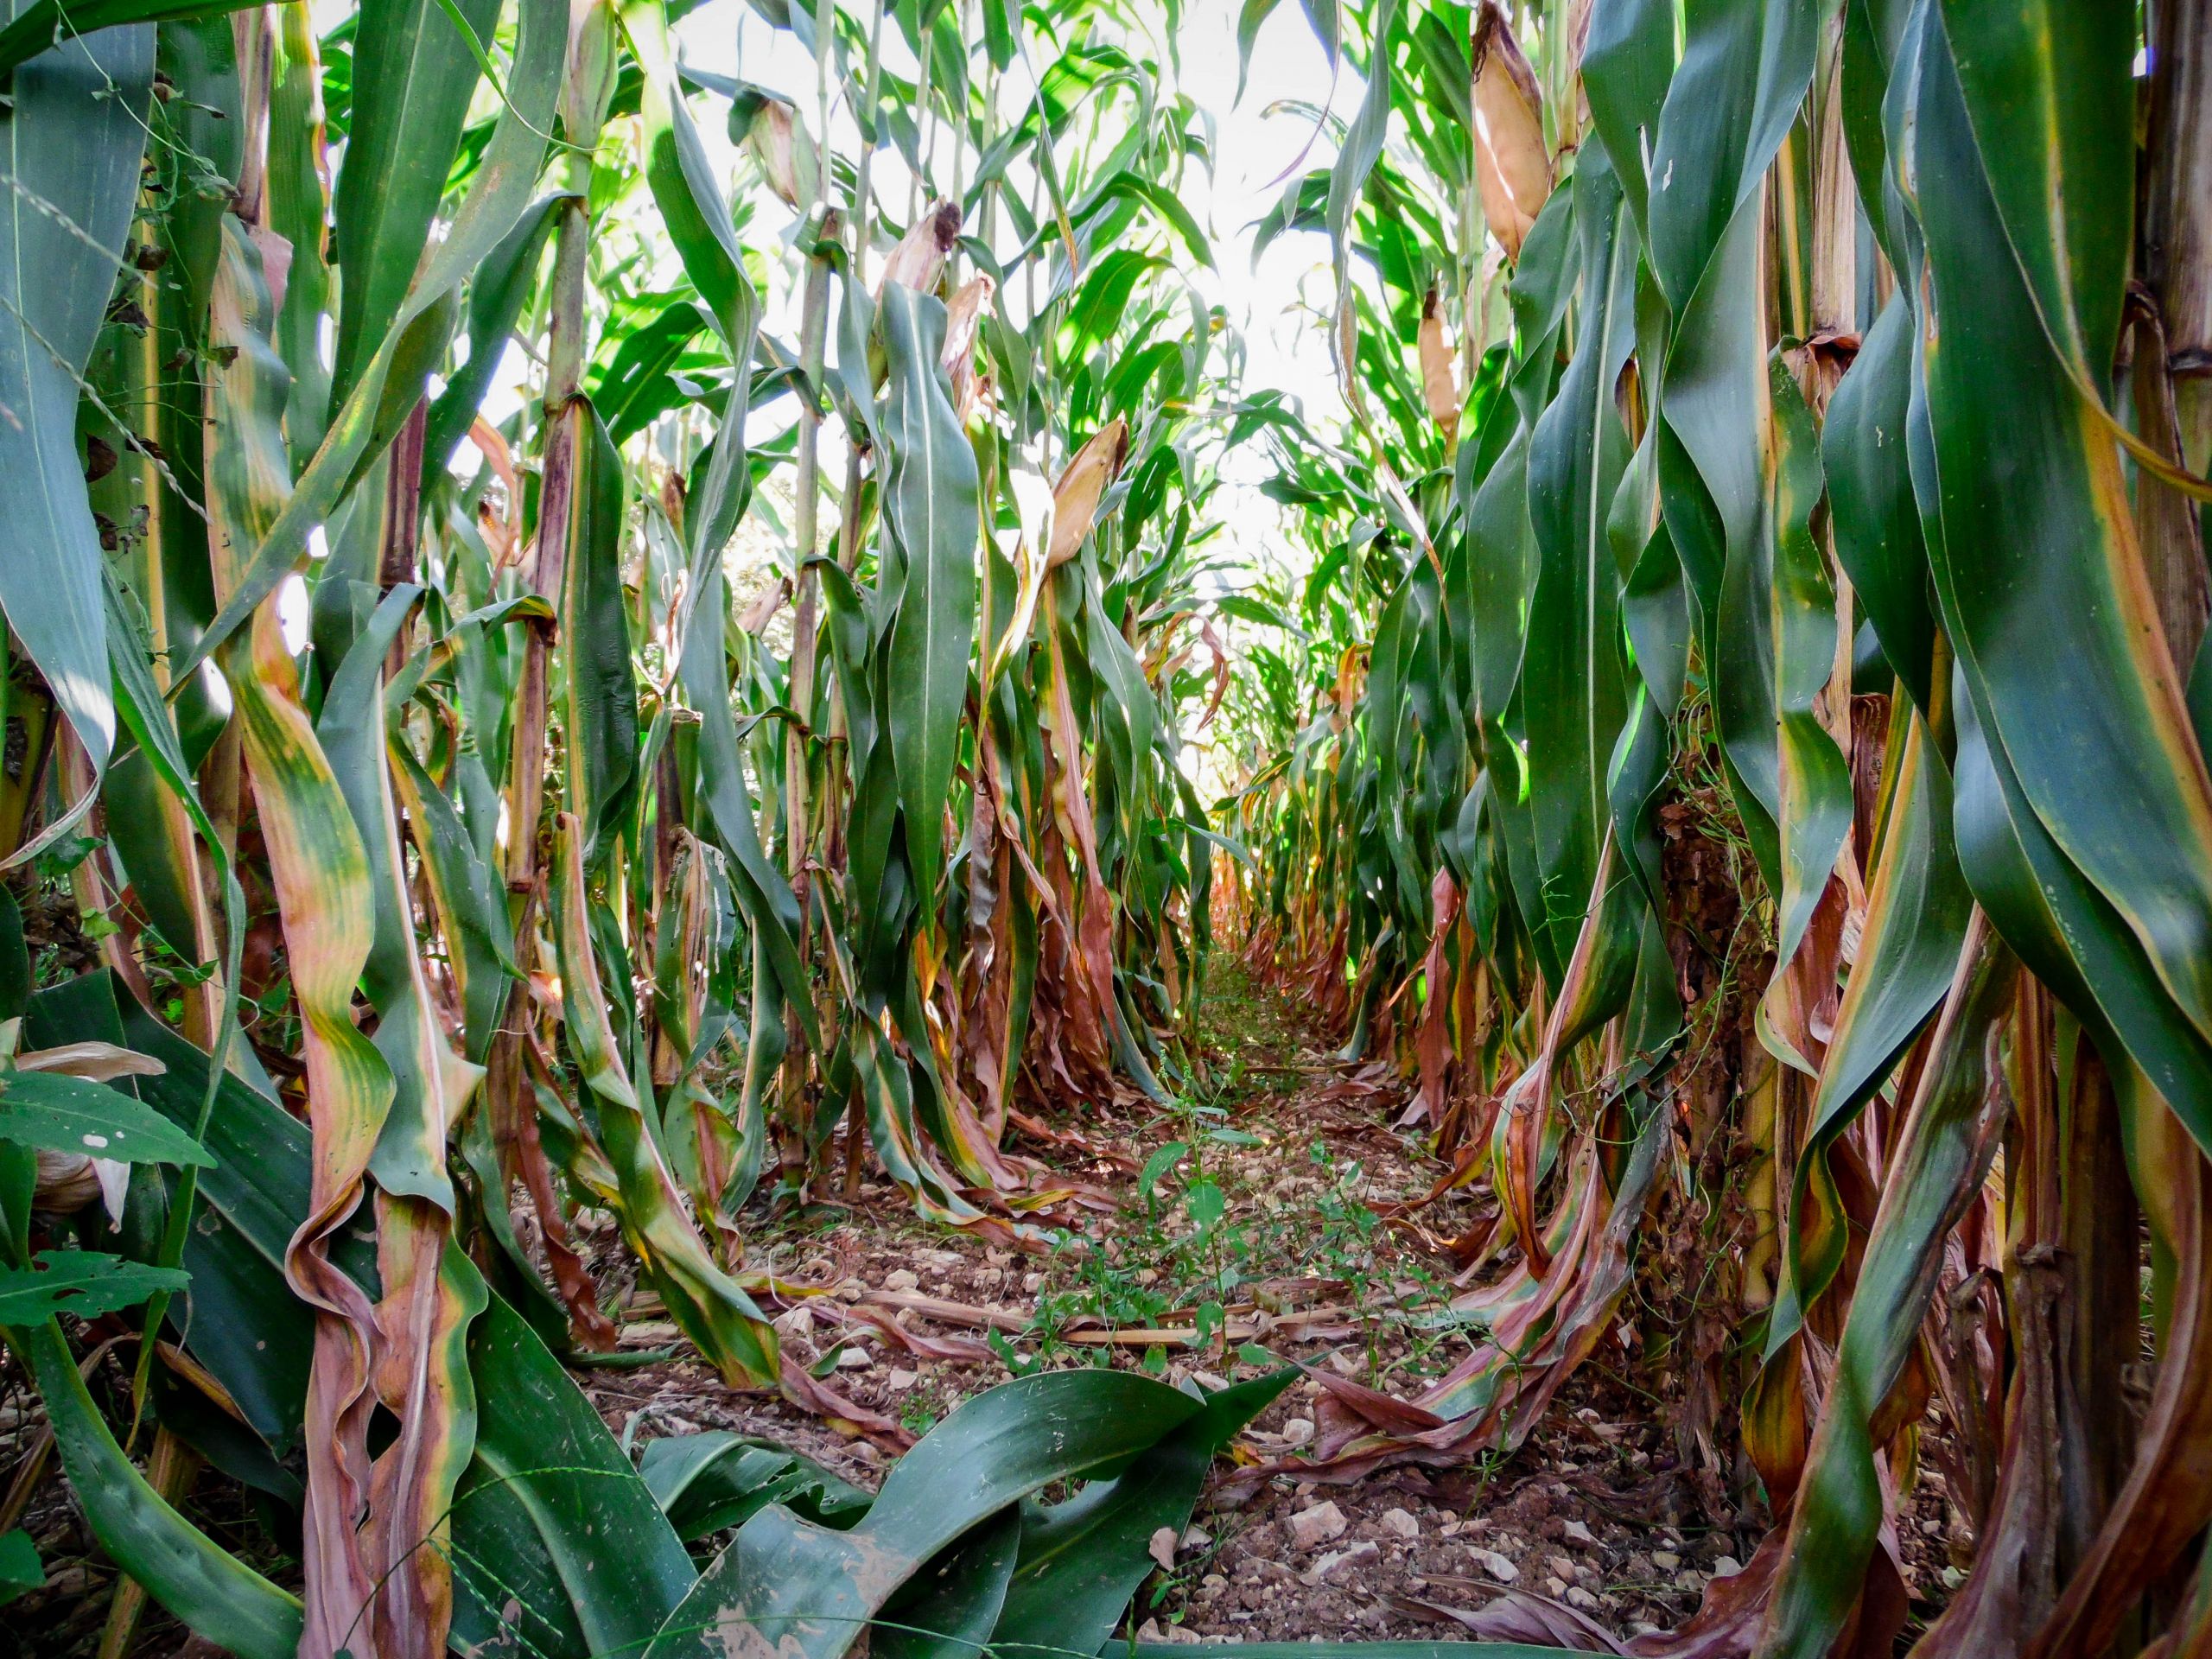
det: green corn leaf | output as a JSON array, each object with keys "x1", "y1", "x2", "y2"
[
  {"x1": 327, "y1": 0, "x2": 501, "y2": 410},
  {"x1": 1522, "y1": 135, "x2": 1637, "y2": 973},
  {"x1": 11, "y1": 1319, "x2": 301, "y2": 1658},
  {"x1": 0, "y1": 1071, "x2": 209, "y2": 1166},
  {"x1": 991, "y1": 1370, "x2": 1294, "y2": 1656},
  {"x1": 0, "y1": 1250, "x2": 188, "y2": 1324},
  {"x1": 0, "y1": 1529, "x2": 39, "y2": 1605},
  {"x1": 640, "y1": 1433, "x2": 873, "y2": 1541},
  {"x1": 0, "y1": 8, "x2": 151, "y2": 865},
  {"x1": 644, "y1": 1370, "x2": 1240, "y2": 1659},
  {"x1": 167, "y1": 0, "x2": 563, "y2": 688},
  {"x1": 878, "y1": 283, "x2": 982, "y2": 903}
]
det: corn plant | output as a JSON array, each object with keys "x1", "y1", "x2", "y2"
[
  {"x1": 1222, "y1": 0, "x2": 2212, "y2": 1655},
  {"x1": 3, "y1": 0, "x2": 2212, "y2": 1655}
]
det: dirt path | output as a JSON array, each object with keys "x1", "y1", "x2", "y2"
[{"x1": 585, "y1": 966, "x2": 1764, "y2": 1645}]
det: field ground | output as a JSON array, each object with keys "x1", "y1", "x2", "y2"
[{"x1": 576, "y1": 965, "x2": 1951, "y2": 1648}]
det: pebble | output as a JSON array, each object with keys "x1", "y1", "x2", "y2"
[
  {"x1": 1289, "y1": 1500, "x2": 1347, "y2": 1552},
  {"x1": 1280, "y1": 1416, "x2": 1316, "y2": 1446},
  {"x1": 887, "y1": 1368, "x2": 918, "y2": 1389},
  {"x1": 884, "y1": 1268, "x2": 919, "y2": 1292},
  {"x1": 1301, "y1": 1539, "x2": 1380, "y2": 1586},
  {"x1": 1182, "y1": 1526, "x2": 1212, "y2": 1552},
  {"x1": 1652, "y1": 1549, "x2": 1681, "y2": 1571},
  {"x1": 835, "y1": 1345, "x2": 872, "y2": 1369},
  {"x1": 1380, "y1": 1506, "x2": 1420, "y2": 1541},
  {"x1": 1473, "y1": 1548, "x2": 1519, "y2": 1583},
  {"x1": 1561, "y1": 1519, "x2": 1595, "y2": 1545},
  {"x1": 1713, "y1": 1554, "x2": 1744, "y2": 1578},
  {"x1": 1567, "y1": 1586, "x2": 1601, "y2": 1611}
]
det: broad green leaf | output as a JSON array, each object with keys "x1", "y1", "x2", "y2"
[
  {"x1": 640, "y1": 1433, "x2": 873, "y2": 1541},
  {"x1": 1911, "y1": 4, "x2": 2212, "y2": 1157},
  {"x1": 1522, "y1": 135, "x2": 1637, "y2": 972},
  {"x1": 645, "y1": 1370, "x2": 1226, "y2": 1659},
  {"x1": 0, "y1": 1071, "x2": 208, "y2": 1166},
  {"x1": 0, "y1": 6, "x2": 151, "y2": 864},
  {"x1": 168, "y1": 0, "x2": 563, "y2": 686},
  {"x1": 12, "y1": 1319, "x2": 301, "y2": 1658},
  {"x1": 0, "y1": 1529, "x2": 39, "y2": 1605},
  {"x1": 327, "y1": 0, "x2": 500, "y2": 410},
  {"x1": 0, "y1": 1250, "x2": 189, "y2": 1324},
  {"x1": 879, "y1": 283, "x2": 982, "y2": 902}
]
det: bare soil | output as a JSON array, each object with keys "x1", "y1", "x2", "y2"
[{"x1": 579, "y1": 963, "x2": 1961, "y2": 1649}]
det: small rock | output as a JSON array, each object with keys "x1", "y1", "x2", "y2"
[
  {"x1": 884, "y1": 1268, "x2": 919, "y2": 1292},
  {"x1": 1292, "y1": 1539, "x2": 1380, "y2": 1592},
  {"x1": 1150, "y1": 1527, "x2": 1180, "y2": 1572},
  {"x1": 1473, "y1": 1548, "x2": 1519, "y2": 1584},
  {"x1": 887, "y1": 1367, "x2": 919, "y2": 1389},
  {"x1": 835, "y1": 1345, "x2": 872, "y2": 1369},
  {"x1": 1677, "y1": 1569, "x2": 1707, "y2": 1592},
  {"x1": 1325, "y1": 1350, "x2": 1363, "y2": 1376},
  {"x1": 1567, "y1": 1586, "x2": 1601, "y2": 1611},
  {"x1": 1561, "y1": 1519, "x2": 1595, "y2": 1545},
  {"x1": 1652, "y1": 1549, "x2": 1681, "y2": 1571},
  {"x1": 1289, "y1": 1500, "x2": 1348, "y2": 1552},
  {"x1": 1192, "y1": 1370, "x2": 1230, "y2": 1392},
  {"x1": 1712, "y1": 1554, "x2": 1744, "y2": 1579},
  {"x1": 1201, "y1": 1573, "x2": 1227, "y2": 1595},
  {"x1": 1380, "y1": 1507, "x2": 1420, "y2": 1541},
  {"x1": 1545, "y1": 1576, "x2": 1568, "y2": 1597},
  {"x1": 776, "y1": 1305, "x2": 816, "y2": 1338},
  {"x1": 1547, "y1": 1554, "x2": 1577, "y2": 1580},
  {"x1": 1280, "y1": 1416, "x2": 1316, "y2": 1446},
  {"x1": 1023, "y1": 1271, "x2": 1046, "y2": 1292},
  {"x1": 1182, "y1": 1526, "x2": 1212, "y2": 1552}
]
